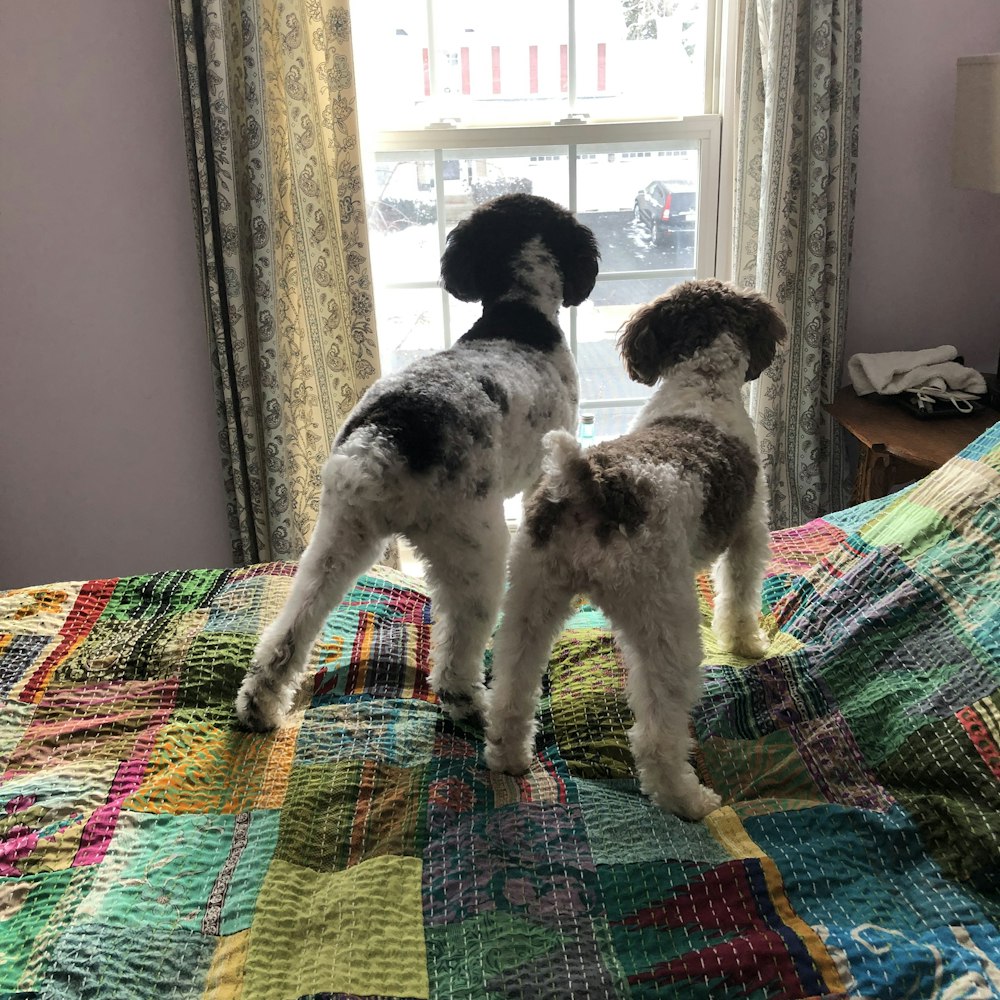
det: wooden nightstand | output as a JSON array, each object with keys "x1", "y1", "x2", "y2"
[{"x1": 825, "y1": 385, "x2": 1000, "y2": 503}]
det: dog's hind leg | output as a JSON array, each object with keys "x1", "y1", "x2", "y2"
[
  {"x1": 485, "y1": 543, "x2": 574, "y2": 775},
  {"x1": 606, "y1": 586, "x2": 722, "y2": 820},
  {"x1": 711, "y1": 487, "x2": 771, "y2": 659},
  {"x1": 236, "y1": 496, "x2": 385, "y2": 732},
  {"x1": 413, "y1": 505, "x2": 510, "y2": 724}
]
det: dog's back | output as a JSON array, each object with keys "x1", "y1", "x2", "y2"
[
  {"x1": 524, "y1": 419, "x2": 758, "y2": 565},
  {"x1": 331, "y1": 330, "x2": 577, "y2": 525}
]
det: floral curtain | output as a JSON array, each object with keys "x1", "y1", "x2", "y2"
[
  {"x1": 171, "y1": 0, "x2": 380, "y2": 564},
  {"x1": 733, "y1": 0, "x2": 862, "y2": 528}
]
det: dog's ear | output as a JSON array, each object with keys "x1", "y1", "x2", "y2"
[
  {"x1": 616, "y1": 301, "x2": 667, "y2": 386},
  {"x1": 440, "y1": 212, "x2": 486, "y2": 302},
  {"x1": 550, "y1": 216, "x2": 601, "y2": 307},
  {"x1": 741, "y1": 294, "x2": 787, "y2": 381}
]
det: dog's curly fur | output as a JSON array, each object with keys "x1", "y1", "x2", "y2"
[
  {"x1": 483, "y1": 279, "x2": 786, "y2": 820},
  {"x1": 236, "y1": 194, "x2": 600, "y2": 732}
]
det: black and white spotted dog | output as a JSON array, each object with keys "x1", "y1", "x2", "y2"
[
  {"x1": 483, "y1": 279, "x2": 786, "y2": 820},
  {"x1": 236, "y1": 194, "x2": 600, "y2": 731}
]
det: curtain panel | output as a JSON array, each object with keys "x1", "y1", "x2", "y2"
[
  {"x1": 734, "y1": 0, "x2": 862, "y2": 528},
  {"x1": 171, "y1": 0, "x2": 379, "y2": 564}
]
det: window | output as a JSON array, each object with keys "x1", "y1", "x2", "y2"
[{"x1": 353, "y1": 0, "x2": 735, "y2": 441}]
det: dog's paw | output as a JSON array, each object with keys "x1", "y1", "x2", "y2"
[
  {"x1": 235, "y1": 674, "x2": 288, "y2": 732},
  {"x1": 730, "y1": 628, "x2": 770, "y2": 659},
  {"x1": 648, "y1": 779, "x2": 722, "y2": 821},
  {"x1": 677, "y1": 783, "x2": 723, "y2": 821},
  {"x1": 713, "y1": 618, "x2": 769, "y2": 660},
  {"x1": 484, "y1": 735, "x2": 534, "y2": 776},
  {"x1": 638, "y1": 760, "x2": 723, "y2": 821},
  {"x1": 435, "y1": 684, "x2": 487, "y2": 725}
]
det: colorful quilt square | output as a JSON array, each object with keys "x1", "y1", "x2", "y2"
[
  {"x1": 32, "y1": 920, "x2": 217, "y2": 999},
  {"x1": 878, "y1": 715, "x2": 1000, "y2": 885},
  {"x1": 820, "y1": 611, "x2": 992, "y2": 767},
  {"x1": 294, "y1": 699, "x2": 438, "y2": 768},
  {"x1": 312, "y1": 574, "x2": 434, "y2": 705},
  {"x1": 425, "y1": 910, "x2": 626, "y2": 999},
  {"x1": 177, "y1": 632, "x2": 258, "y2": 709},
  {"x1": 787, "y1": 711, "x2": 894, "y2": 812},
  {"x1": 275, "y1": 759, "x2": 427, "y2": 871},
  {"x1": 11, "y1": 579, "x2": 117, "y2": 704},
  {"x1": 830, "y1": 920, "x2": 1000, "y2": 1000},
  {"x1": 1, "y1": 635, "x2": 57, "y2": 700},
  {"x1": 698, "y1": 651, "x2": 835, "y2": 742},
  {"x1": 0, "y1": 698, "x2": 35, "y2": 770},
  {"x1": 0, "y1": 585, "x2": 80, "y2": 635},
  {"x1": 202, "y1": 929, "x2": 250, "y2": 999},
  {"x1": 203, "y1": 573, "x2": 286, "y2": 635},
  {"x1": 744, "y1": 804, "x2": 989, "y2": 933},
  {"x1": 485, "y1": 751, "x2": 571, "y2": 807},
  {"x1": 0, "y1": 760, "x2": 119, "y2": 875},
  {"x1": 76, "y1": 810, "x2": 278, "y2": 936},
  {"x1": 0, "y1": 867, "x2": 92, "y2": 992},
  {"x1": 600, "y1": 856, "x2": 835, "y2": 998},
  {"x1": 7, "y1": 677, "x2": 176, "y2": 774},
  {"x1": 548, "y1": 629, "x2": 634, "y2": 780},
  {"x1": 577, "y1": 778, "x2": 732, "y2": 866},
  {"x1": 244, "y1": 855, "x2": 429, "y2": 999},
  {"x1": 423, "y1": 799, "x2": 598, "y2": 930},
  {"x1": 46, "y1": 615, "x2": 195, "y2": 689},
  {"x1": 126, "y1": 706, "x2": 296, "y2": 814},
  {"x1": 699, "y1": 729, "x2": 823, "y2": 817},
  {"x1": 99, "y1": 570, "x2": 223, "y2": 623}
]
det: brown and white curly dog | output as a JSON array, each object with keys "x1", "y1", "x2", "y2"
[{"x1": 484, "y1": 278, "x2": 786, "y2": 819}]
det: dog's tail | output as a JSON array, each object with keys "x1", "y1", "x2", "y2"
[
  {"x1": 540, "y1": 428, "x2": 585, "y2": 489},
  {"x1": 320, "y1": 447, "x2": 395, "y2": 517},
  {"x1": 539, "y1": 428, "x2": 649, "y2": 542}
]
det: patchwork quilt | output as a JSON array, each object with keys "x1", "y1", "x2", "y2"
[{"x1": 1, "y1": 424, "x2": 999, "y2": 999}]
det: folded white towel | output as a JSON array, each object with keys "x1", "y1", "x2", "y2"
[{"x1": 848, "y1": 345, "x2": 986, "y2": 398}]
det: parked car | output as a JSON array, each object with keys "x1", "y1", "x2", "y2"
[{"x1": 632, "y1": 180, "x2": 697, "y2": 249}]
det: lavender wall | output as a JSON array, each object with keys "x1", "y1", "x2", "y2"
[
  {"x1": 847, "y1": 1, "x2": 1000, "y2": 372},
  {"x1": 0, "y1": 4, "x2": 233, "y2": 589}
]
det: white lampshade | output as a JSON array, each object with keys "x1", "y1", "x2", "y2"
[{"x1": 952, "y1": 53, "x2": 1000, "y2": 193}]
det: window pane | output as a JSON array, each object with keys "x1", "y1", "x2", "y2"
[
  {"x1": 442, "y1": 147, "x2": 567, "y2": 211},
  {"x1": 578, "y1": 143, "x2": 699, "y2": 271},
  {"x1": 367, "y1": 154, "x2": 440, "y2": 286},
  {"x1": 366, "y1": 148, "x2": 570, "y2": 292},
  {"x1": 576, "y1": 272, "x2": 692, "y2": 438},
  {"x1": 576, "y1": 0, "x2": 707, "y2": 119},
  {"x1": 374, "y1": 288, "x2": 444, "y2": 375},
  {"x1": 353, "y1": 1, "x2": 708, "y2": 127}
]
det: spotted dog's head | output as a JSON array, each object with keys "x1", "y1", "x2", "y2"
[
  {"x1": 616, "y1": 279, "x2": 787, "y2": 386},
  {"x1": 440, "y1": 193, "x2": 600, "y2": 308}
]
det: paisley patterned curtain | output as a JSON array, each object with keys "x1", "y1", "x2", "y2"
[
  {"x1": 733, "y1": 0, "x2": 862, "y2": 528},
  {"x1": 171, "y1": 0, "x2": 379, "y2": 564}
]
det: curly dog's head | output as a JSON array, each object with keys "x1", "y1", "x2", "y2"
[
  {"x1": 617, "y1": 279, "x2": 787, "y2": 386},
  {"x1": 440, "y1": 193, "x2": 600, "y2": 308}
]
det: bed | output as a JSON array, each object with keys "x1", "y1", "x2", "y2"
[{"x1": 2, "y1": 424, "x2": 998, "y2": 1000}]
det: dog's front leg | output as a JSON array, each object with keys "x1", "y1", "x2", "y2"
[{"x1": 711, "y1": 491, "x2": 771, "y2": 660}]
